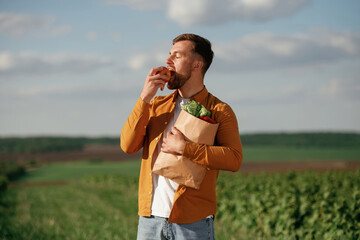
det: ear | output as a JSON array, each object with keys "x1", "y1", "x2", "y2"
[{"x1": 193, "y1": 60, "x2": 203, "y2": 71}]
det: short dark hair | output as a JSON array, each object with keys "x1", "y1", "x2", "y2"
[{"x1": 173, "y1": 33, "x2": 214, "y2": 75}]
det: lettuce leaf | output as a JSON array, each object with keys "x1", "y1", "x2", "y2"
[{"x1": 181, "y1": 100, "x2": 211, "y2": 118}]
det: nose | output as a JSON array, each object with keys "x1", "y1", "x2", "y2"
[{"x1": 166, "y1": 55, "x2": 173, "y2": 66}]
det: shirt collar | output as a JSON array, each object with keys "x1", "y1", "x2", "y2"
[
  {"x1": 171, "y1": 86, "x2": 208, "y2": 104},
  {"x1": 190, "y1": 86, "x2": 208, "y2": 104}
]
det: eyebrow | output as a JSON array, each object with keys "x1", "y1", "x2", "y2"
[{"x1": 169, "y1": 51, "x2": 181, "y2": 55}]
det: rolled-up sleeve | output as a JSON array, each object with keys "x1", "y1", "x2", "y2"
[{"x1": 120, "y1": 97, "x2": 151, "y2": 154}]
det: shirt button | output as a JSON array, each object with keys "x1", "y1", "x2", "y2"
[
  {"x1": 149, "y1": 155, "x2": 152, "y2": 158},
  {"x1": 149, "y1": 191, "x2": 152, "y2": 194},
  {"x1": 164, "y1": 122, "x2": 167, "y2": 125},
  {"x1": 155, "y1": 137, "x2": 159, "y2": 140}
]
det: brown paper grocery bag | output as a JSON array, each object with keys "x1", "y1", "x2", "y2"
[{"x1": 152, "y1": 110, "x2": 219, "y2": 189}]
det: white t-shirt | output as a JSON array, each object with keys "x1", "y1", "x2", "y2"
[{"x1": 151, "y1": 96, "x2": 190, "y2": 218}]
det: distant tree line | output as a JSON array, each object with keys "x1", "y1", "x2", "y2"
[{"x1": 0, "y1": 132, "x2": 359, "y2": 154}]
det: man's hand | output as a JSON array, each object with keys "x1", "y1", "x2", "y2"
[
  {"x1": 140, "y1": 67, "x2": 169, "y2": 103},
  {"x1": 161, "y1": 127, "x2": 185, "y2": 155}
]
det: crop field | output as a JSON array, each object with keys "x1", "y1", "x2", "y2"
[
  {"x1": 1, "y1": 159, "x2": 359, "y2": 240},
  {"x1": 244, "y1": 146, "x2": 360, "y2": 162},
  {"x1": 216, "y1": 170, "x2": 360, "y2": 239},
  {"x1": 1, "y1": 161, "x2": 140, "y2": 240},
  {"x1": 2, "y1": 145, "x2": 360, "y2": 167}
]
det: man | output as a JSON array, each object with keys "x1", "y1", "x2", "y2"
[{"x1": 121, "y1": 33, "x2": 242, "y2": 240}]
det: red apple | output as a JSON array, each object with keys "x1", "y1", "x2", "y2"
[{"x1": 155, "y1": 66, "x2": 175, "y2": 82}]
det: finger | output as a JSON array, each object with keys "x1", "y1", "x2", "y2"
[
  {"x1": 163, "y1": 132, "x2": 170, "y2": 140},
  {"x1": 148, "y1": 67, "x2": 160, "y2": 77},
  {"x1": 171, "y1": 127, "x2": 180, "y2": 134},
  {"x1": 152, "y1": 80, "x2": 165, "y2": 86},
  {"x1": 152, "y1": 74, "x2": 170, "y2": 82},
  {"x1": 160, "y1": 142, "x2": 168, "y2": 152},
  {"x1": 149, "y1": 75, "x2": 168, "y2": 84},
  {"x1": 151, "y1": 66, "x2": 165, "y2": 76},
  {"x1": 148, "y1": 80, "x2": 167, "y2": 89}
]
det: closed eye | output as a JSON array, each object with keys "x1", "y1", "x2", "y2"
[{"x1": 169, "y1": 51, "x2": 182, "y2": 59}]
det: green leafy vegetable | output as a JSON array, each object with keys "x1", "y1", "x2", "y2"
[
  {"x1": 199, "y1": 105, "x2": 211, "y2": 118},
  {"x1": 181, "y1": 100, "x2": 211, "y2": 118}
]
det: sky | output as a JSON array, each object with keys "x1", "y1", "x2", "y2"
[{"x1": 0, "y1": 0, "x2": 359, "y2": 137}]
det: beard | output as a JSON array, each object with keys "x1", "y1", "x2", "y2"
[{"x1": 167, "y1": 71, "x2": 191, "y2": 90}]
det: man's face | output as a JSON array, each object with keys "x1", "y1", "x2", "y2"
[{"x1": 166, "y1": 40, "x2": 196, "y2": 90}]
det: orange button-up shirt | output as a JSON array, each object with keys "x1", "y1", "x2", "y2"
[{"x1": 121, "y1": 87, "x2": 242, "y2": 224}]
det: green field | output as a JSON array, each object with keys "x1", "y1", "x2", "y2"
[
  {"x1": 1, "y1": 161, "x2": 140, "y2": 240},
  {"x1": 1, "y1": 132, "x2": 360, "y2": 154},
  {"x1": 243, "y1": 146, "x2": 360, "y2": 162},
  {"x1": 1, "y1": 160, "x2": 359, "y2": 239},
  {"x1": 17, "y1": 160, "x2": 141, "y2": 183},
  {"x1": 1, "y1": 134, "x2": 359, "y2": 239}
]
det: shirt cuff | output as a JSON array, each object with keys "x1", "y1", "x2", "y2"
[
  {"x1": 135, "y1": 97, "x2": 151, "y2": 111},
  {"x1": 183, "y1": 141, "x2": 206, "y2": 165}
]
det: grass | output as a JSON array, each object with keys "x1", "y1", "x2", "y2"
[
  {"x1": 13, "y1": 146, "x2": 360, "y2": 183},
  {"x1": 16, "y1": 160, "x2": 141, "y2": 183},
  {"x1": 1, "y1": 181, "x2": 139, "y2": 240},
  {"x1": 1, "y1": 147, "x2": 360, "y2": 239},
  {"x1": 243, "y1": 146, "x2": 360, "y2": 162},
  {"x1": 1, "y1": 160, "x2": 140, "y2": 240},
  {"x1": 3, "y1": 161, "x2": 359, "y2": 239}
]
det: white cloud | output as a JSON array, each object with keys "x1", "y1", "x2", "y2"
[
  {"x1": 0, "y1": 13, "x2": 71, "y2": 37},
  {"x1": 128, "y1": 54, "x2": 149, "y2": 70},
  {"x1": 14, "y1": 79, "x2": 140, "y2": 100},
  {"x1": 167, "y1": 0, "x2": 312, "y2": 26},
  {"x1": 0, "y1": 52, "x2": 14, "y2": 71},
  {"x1": 127, "y1": 52, "x2": 167, "y2": 70},
  {"x1": 0, "y1": 52, "x2": 112, "y2": 77},
  {"x1": 213, "y1": 30, "x2": 360, "y2": 72},
  {"x1": 110, "y1": 32, "x2": 122, "y2": 42},
  {"x1": 17, "y1": 85, "x2": 76, "y2": 97},
  {"x1": 86, "y1": 31, "x2": 98, "y2": 41},
  {"x1": 101, "y1": 0, "x2": 165, "y2": 10},
  {"x1": 124, "y1": 30, "x2": 360, "y2": 73},
  {"x1": 313, "y1": 29, "x2": 360, "y2": 54},
  {"x1": 320, "y1": 78, "x2": 360, "y2": 101},
  {"x1": 126, "y1": 42, "x2": 170, "y2": 70},
  {"x1": 101, "y1": 0, "x2": 311, "y2": 26},
  {"x1": 228, "y1": 83, "x2": 308, "y2": 106}
]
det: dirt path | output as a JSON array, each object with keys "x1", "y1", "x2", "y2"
[{"x1": 1, "y1": 145, "x2": 142, "y2": 163}]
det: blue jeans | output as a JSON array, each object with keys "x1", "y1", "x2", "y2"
[{"x1": 137, "y1": 215, "x2": 215, "y2": 240}]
